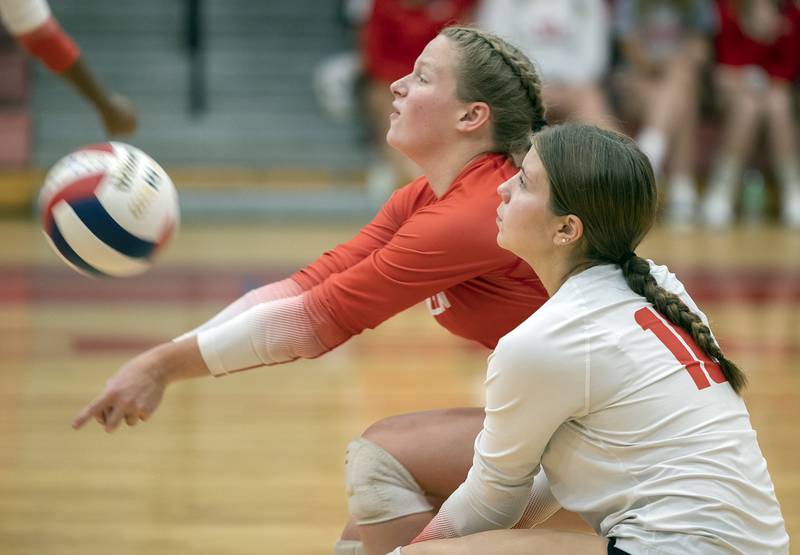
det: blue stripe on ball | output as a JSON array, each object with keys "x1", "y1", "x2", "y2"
[
  {"x1": 49, "y1": 222, "x2": 104, "y2": 276},
  {"x1": 70, "y1": 197, "x2": 157, "y2": 259}
]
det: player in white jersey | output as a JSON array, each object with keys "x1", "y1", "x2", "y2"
[
  {"x1": 0, "y1": 0, "x2": 136, "y2": 136},
  {"x1": 387, "y1": 123, "x2": 789, "y2": 554}
]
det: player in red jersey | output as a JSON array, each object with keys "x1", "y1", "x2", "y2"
[
  {"x1": 0, "y1": 0, "x2": 136, "y2": 136},
  {"x1": 73, "y1": 26, "x2": 561, "y2": 554}
]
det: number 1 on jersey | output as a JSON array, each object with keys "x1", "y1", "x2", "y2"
[{"x1": 635, "y1": 307, "x2": 727, "y2": 390}]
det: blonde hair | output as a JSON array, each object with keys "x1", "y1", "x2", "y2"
[{"x1": 440, "y1": 26, "x2": 547, "y2": 159}]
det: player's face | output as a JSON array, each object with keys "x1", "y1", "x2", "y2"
[
  {"x1": 496, "y1": 148, "x2": 561, "y2": 263},
  {"x1": 386, "y1": 35, "x2": 467, "y2": 160}
]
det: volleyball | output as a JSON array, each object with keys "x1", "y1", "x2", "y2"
[{"x1": 38, "y1": 142, "x2": 179, "y2": 278}]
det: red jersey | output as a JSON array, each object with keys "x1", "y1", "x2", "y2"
[
  {"x1": 362, "y1": 0, "x2": 477, "y2": 83},
  {"x1": 715, "y1": 0, "x2": 800, "y2": 81},
  {"x1": 292, "y1": 153, "x2": 549, "y2": 349}
]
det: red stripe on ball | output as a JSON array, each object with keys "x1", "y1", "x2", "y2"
[
  {"x1": 42, "y1": 173, "x2": 105, "y2": 234},
  {"x1": 77, "y1": 143, "x2": 114, "y2": 154}
]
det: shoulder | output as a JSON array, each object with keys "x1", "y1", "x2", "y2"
[
  {"x1": 491, "y1": 291, "x2": 587, "y2": 380},
  {"x1": 381, "y1": 176, "x2": 435, "y2": 220},
  {"x1": 395, "y1": 156, "x2": 517, "y2": 254}
]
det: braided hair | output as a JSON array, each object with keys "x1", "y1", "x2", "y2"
[
  {"x1": 534, "y1": 123, "x2": 747, "y2": 394},
  {"x1": 440, "y1": 26, "x2": 548, "y2": 159}
]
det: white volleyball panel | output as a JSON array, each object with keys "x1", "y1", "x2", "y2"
[{"x1": 52, "y1": 200, "x2": 152, "y2": 277}]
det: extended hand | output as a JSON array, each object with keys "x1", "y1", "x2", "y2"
[{"x1": 72, "y1": 346, "x2": 168, "y2": 432}]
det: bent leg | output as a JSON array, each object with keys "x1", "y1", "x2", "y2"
[
  {"x1": 354, "y1": 408, "x2": 484, "y2": 554},
  {"x1": 340, "y1": 408, "x2": 592, "y2": 554}
]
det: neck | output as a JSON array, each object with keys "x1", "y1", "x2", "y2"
[
  {"x1": 531, "y1": 253, "x2": 594, "y2": 297},
  {"x1": 417, "y1": 143, "x2": 494, "y2": 198}
]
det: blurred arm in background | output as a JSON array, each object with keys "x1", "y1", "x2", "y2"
[{"x1": 0, "y1": 0, "x2": 137, "y2": 136}]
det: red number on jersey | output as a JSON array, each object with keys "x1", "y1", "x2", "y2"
[{"x1": 635, "y1": 307, "x2": 727, "y2": 390}]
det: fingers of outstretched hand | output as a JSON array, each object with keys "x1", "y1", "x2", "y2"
[
  {"x1": 73, "y1": 392, "x2": 147, "y2": 432},
  {"x1": 72, "y1": 393, "x2": 112, "y2": 430},
  {"x1": 103, "y1": 404, "x2": 127, "y2": 433}
]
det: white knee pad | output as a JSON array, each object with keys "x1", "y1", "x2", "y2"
[
  {"x1": 345, "y1": 437, "x2": 434, "y2": 525},
  {"x1": 333, "y1": 539, "x2": 364, "y2": 555}
]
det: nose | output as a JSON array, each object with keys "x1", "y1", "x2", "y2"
[
  {"x1": 390, "y1": 75, "x2": 407, "y2": 97},
  {"x1": 497, "y1": 178, "x2": 512, "y2": 203}
]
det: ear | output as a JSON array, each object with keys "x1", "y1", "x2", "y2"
[
  {"x1": 456, "y1": 102, "x2": 491, "y2": 133},
  {"x1": 553, "y1": 214, "x2": 584, "y2": 247}
]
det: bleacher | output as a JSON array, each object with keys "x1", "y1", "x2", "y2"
[{"x1": 32, "y1": 0, "x2": 366, "y2": 168}]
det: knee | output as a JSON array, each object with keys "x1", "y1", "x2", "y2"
[
  {"x1": 344, "y1": 436, "x2": 433, "y2": 525},
  {"x1": 736, "y1": 93, "x2": 766, "y2": 123},
  {"x1": 361, "y1": 413, "x2": 410, "y2": 449},
  {"x1": 765, "y1": 85, "x2": 792, "y2": 119}
]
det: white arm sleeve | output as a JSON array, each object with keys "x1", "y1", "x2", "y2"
[
  {"x1": 0, "y1": 0, "x2": 51, "y2": 34},
  {"x1": 512, "y1": 468, "x2": 561, "y2": 529},
  {"x1": 174, "y1": 277, "x2": 304, "y2": 342},
  {"x1": 197, "y1": 293, "x2": 327, "y2": 376},
  {"x1": 415, "y1": 331, "x2": 587, "y2": 541}
]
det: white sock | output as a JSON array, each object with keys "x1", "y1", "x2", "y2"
[
  {"x1": 637, "y1": 128, "x2": 668, "y2": 175},
  {"x1": 669, "y1": 173, "x2": 697, "y2": 202},
  {"x1": 776, "y1": 159, "x2": 800, "y2": 194},
  {"x1": 707, "y1": 156, "x2": 741, "y2": 196}
]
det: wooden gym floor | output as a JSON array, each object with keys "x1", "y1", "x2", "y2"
[{"x1": 0, "y1": 218, "x2": 797, "y2": 554}]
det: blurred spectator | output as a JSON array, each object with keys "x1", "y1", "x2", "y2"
[
  {"x1": 360, "y1": 0, "x2": 476, "y2": 199},
  {"x1": 613, "y1": 0, "x2": 715, "y2": 227},
  {"x1": 0, "y1": 0, "x2": 137, "y2": 137},
  {"x1": 701, "y1": 0, "x2": 800, "y2": 228},
  {"x1": 477, "y1": 0, "x2": 618, "y2": 130}
]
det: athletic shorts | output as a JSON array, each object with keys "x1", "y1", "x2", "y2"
[{"x1": 608, "y1": 538, "x2": 630, "y2": 554}]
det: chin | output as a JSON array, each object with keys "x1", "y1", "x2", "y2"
[{"x1": 386, "y1": 131, "x2": 411, "y2": 159}]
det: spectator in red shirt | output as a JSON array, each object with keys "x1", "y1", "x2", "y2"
[{"x1": 701, "y1": 0, "x2": 800, "y2": 228}]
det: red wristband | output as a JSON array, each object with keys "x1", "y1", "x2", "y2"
[{"x1": 16, "y1": 16, "x2": 80, "y2": 73}]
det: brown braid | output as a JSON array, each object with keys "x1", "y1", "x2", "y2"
[
  {"x1": 620, "y1": 255, "x2": 747, "y2": 393},
  {"x1": 533, "y1": 123, "x2": 747, "y2": 395},
  {"x1": 440, "y1": 26, "x2": 548, "y2": 158}
]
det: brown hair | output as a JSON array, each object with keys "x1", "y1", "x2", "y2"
[
  {"x1": 440, "y1": 26, "x2": 548, "y2": 159},
  {"x1": 534, "y1": 123, "x2": 747, "y2": 394}
]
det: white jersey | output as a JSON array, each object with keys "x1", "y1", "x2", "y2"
[
  {"x1": 0, "y1": 0, "x2": 50, "y2": 35},
  {"x1": 476, "y1": 0, "x2": 610, "y2": 84},
  {"x1": 438, "y1": 262, "x2": 788, "y2": 554}
]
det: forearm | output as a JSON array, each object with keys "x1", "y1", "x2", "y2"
[
  {"x1": 175, "y1": 277, "x2": 304, "y2": 341},
  {"x1": 60, "y1": 57, "x2": 114, "y2": 108},
  {"x1": 196, "y1": 292, "x2": 349, "y2": 375},
  {"x1": 150, "y1": 335, "x2": 212, "y2": 383}
]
